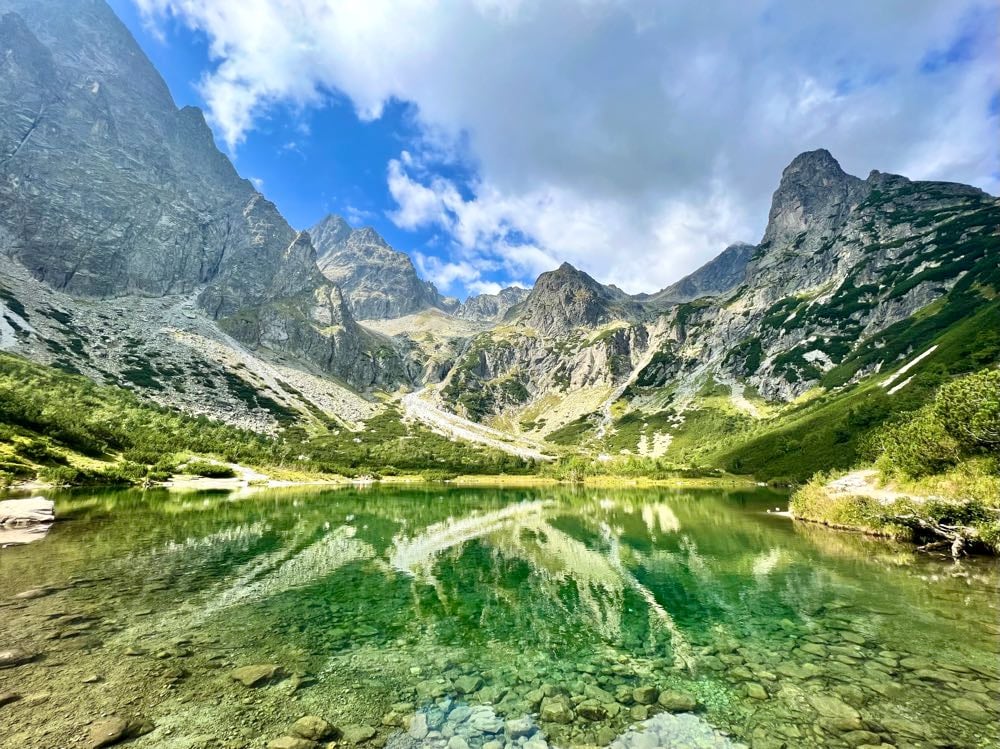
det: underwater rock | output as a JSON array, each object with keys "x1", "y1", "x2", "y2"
[
  {"x1": 268, "y1": 738, "x2": 316, "y2": 749},
  {"x1": 342, "y1": 724, "x2": 377, "y2": 744},
  {"x1": 454, "y1": 675, "x2": 484, "y2": 694},
  {"x1": 947, "y1": 697, "x2": 992, "y2": 724},
  {"x1": 0, "y1": 497, "x2": 54, "y2": 526},
  {"x1": 0, "y1": 647, "x2": 35, "y2": 669},
  {"x1": 0, "y1": 692, "x2": 21, "y2": 707},
  {"x1": 632, "y1": 686, "x2": 658, "y2": 705},
  {"x1": 504, "y1": 717, "x2": 535, "y2": 739},
  {"x1": 657, "y1": 690, "x2": 699, "y2": 712},
  {"x1": 86, "y1": 717, "x2": 128, "y2": 749},
  {"x1": 539, "y1": 696, "x2": 574, "y2": 724},
  {"x1": 290, "y1": 715, "x2": 337, "y2": 741},
  {"x1": 807, "y1": 694, "x2": 863, "y2": 731},
  {"x1": 230, "y1": 664, "x2": 284, "y2": 687},
  {"x1": 746, "y1": 683, "x2": 768, "y2": 700}
]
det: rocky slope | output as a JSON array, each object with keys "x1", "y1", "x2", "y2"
[
  {"x1": 311, "y1": 215, "x2": 456, "y2": 320},
  {"x1": 640, "y1": 242, "x2": 754, "y2": 307},
  {"x1": 436, "y1": 150, "x2": 999, "y2": 448},
  {"x1": 0, "y1": 0, "x2": 408, "y2": 390}
]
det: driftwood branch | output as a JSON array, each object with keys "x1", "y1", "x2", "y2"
[{"x1": 886, "y1": 513, "x2": 979, "y2": 558}]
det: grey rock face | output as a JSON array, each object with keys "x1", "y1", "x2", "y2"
[
  {"x1": 311, "y1": 214, "x2": 452, "y2": 320},
  {"x1": 514, "y1": 263, "x2": 643, "y2": 336},
  {"x1": 455, "y1": 286, "x2": 530, "y2": 322},
  {"x1": 644, "y1": 242, "x2": 754, "y2": 307},
  {"x1": 0, "y1": 0, "x2": 408, "y2": 389}
]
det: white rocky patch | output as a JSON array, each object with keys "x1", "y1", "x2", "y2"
[{"x1": 881, "y1": 344, "x2": 938, "y2": 389}]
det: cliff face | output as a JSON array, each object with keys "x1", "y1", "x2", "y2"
[
  {"x1": 0, "y1": 1, "x2": 408, "y2": 389},
  {"x1": 455, "y1": 287, "x2": 530, "y2": 322},
  {"x1": 311, "y1": 215, "x2": 455, "y2": 320}
]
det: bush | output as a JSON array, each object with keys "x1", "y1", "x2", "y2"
[
  {"x1": 182, "y1": 460, "x2": 236, "y2": 479},
  {"x1": 874, "y1": 367, "x2": 1000, "y2": 479}
]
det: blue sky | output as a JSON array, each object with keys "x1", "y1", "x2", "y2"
[{"x1": 112, "y1": 0, "x2": 999, "y2": 299}]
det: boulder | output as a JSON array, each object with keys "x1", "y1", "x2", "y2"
[
  {"x1": 230, "y1": 664, "x2": 284, "y2": 687},
  {"x1": 0, "y1": 497, "x2": 54, "y2": 526},
  {"x1": 290, "y1": 715, "x2": 337, "y2": 741}
]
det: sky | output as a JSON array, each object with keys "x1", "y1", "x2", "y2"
[{"x1": 108, "y1": 0, "x2": 1000, "y2": 300}]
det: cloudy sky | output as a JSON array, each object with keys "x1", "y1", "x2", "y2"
[{"x1": 109, "y1": 0, "x2": 1000, "y2": 298}]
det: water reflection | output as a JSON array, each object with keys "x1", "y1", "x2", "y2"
[{"x1": 0, "y1": 485, "x2": 997, "y2": 749}]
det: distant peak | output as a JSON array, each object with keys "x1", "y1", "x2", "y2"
[{"x1": 316, "y1": 214, "x2": 351, "y2": 230}]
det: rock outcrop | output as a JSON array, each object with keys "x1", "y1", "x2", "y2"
[{"x1": 311, "y1": 215, "x2": 454, "y2": 320}]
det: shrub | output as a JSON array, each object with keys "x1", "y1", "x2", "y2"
[{"x1": 183, "y1": 460, "x2": 236, "y2": 479}]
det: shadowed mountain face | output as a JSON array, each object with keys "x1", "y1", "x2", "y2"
[
  {"x1": 642, "y1": 242, "x2": 754, "y2": 307},
  {"x1": 0, "y1": 0, "x2": 411, "y2": 388},
  {"x1": 310, "y1": 215, "x2": 455, "y2": 320}
]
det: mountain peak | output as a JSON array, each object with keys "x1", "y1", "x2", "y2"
[
  {"x1": 518, "y1": 263, "x2": 638, "y2": 335},
  {"x1": 761, "y1": 148, "x2": 864, "y2": 250},
  {"x1": 784, "y1": 148, "x2": 845, "y2": 176}
]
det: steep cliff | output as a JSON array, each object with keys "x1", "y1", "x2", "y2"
[{"x1": 0, "y1": 0, "x2": 407, "y2": 389}]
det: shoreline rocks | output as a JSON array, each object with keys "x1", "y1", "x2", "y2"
[{"x1": 0, "y1": 497, "x2": 54, "y2": 526}]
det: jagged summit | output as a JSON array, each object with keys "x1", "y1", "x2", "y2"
[
  {"x1": 515, "y1": 262, "x2": 641, "y2": 335},
  {"x1": 309, "y1": 215, "x2": 452, "y2": 320},
  {"x1": 759, "y1": 149, "x2": 866, "y2": 253},
  {"x1": 456, "y1": 286, "x2": 530, "y2": 322}
]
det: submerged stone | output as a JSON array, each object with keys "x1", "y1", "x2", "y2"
[
  {"x1": 657, "y1": 690, "x2": 699, "y2": 712},
  {"x1": 290, "y1": 715, "x2": 337, "y2": 741},
  {"x1": 230, "y1": 664, "x2": 284, "y2": 687}
]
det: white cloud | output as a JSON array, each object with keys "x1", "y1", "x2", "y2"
[
  {"x1": 136, "y1": 0, "x2": 1000, "y2": 293},
  {"x1": 249, "y1": 176, "x2": 264, "y2": 190}
]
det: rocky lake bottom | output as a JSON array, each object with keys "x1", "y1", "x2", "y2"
[{"x1": 0, "y1": 485, "x2": 998, "y2": 749}]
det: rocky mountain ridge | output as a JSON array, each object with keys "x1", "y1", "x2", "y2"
[
  {"x1": 0, "y1": 0, "x2": 996, "y2": 460},
  {"x1": 311, "y1": 214, "x2": 457, "y2": 320},
  {"x1": 0, "y1": 0, "x2": 409, "y2": 390},
  {"x1": 432, "y1": 149, "x2": 998, "y2": 446}
]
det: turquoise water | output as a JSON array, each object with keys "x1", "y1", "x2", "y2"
[{"x1": 0, "y1": 485, "x2": 998, "y2": 748}]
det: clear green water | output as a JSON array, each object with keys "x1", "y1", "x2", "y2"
[{"x1": 1, "y1": 485, "x2": 998, "y2": 749}]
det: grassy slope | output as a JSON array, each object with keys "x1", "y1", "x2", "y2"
[
  {"x1": 706, "y1": 298, "x2": 1000, "y2": 482},
  {"x1": 0, "y1": 353, "x2": 535, "y2": 487}
]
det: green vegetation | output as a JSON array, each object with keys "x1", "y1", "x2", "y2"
[
  {"x1": 790, "y1": 475, "x2": 1000, "y2": 553},
  {"x1": 0, "y1": 353, "x2": 533, "y2": 487}
]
